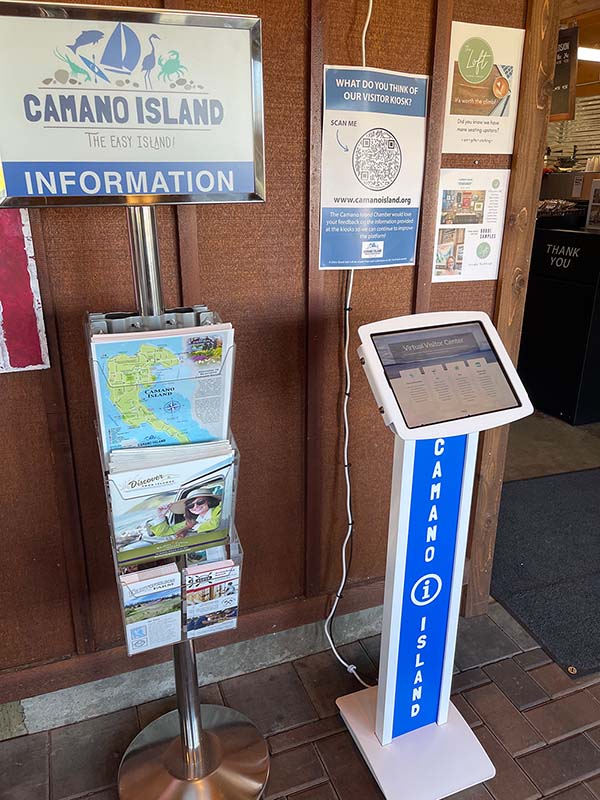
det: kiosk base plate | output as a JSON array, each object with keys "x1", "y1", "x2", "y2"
[
  {"x1": 118, "y1": 705, "x2": 269, "y2": 800},
  {"x1": 337, "y1": 687, "x2": 495, "y2": 800}
]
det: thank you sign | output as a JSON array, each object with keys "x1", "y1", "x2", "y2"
[
  {"x1": 0, "y1": 5, "x2": 264, "y2": 205},
  {"x1": 391, "y1": 435, "x2": 466, "y2": 738}
]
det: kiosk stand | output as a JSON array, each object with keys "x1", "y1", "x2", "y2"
[
  {"x1": 337, "y1": 311, "x2": 533, "y2": 800},
  {"x1": 117, "y1": 207, "x2": 270, "y2": 800}
]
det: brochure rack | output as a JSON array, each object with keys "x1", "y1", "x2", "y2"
[{"x1": 112, "y1": 206, "x2": 269, "y2": 800}]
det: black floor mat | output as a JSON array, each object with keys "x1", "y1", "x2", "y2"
[{"x1": 491, "y1": 469, "x2": 600, "y2": 676}]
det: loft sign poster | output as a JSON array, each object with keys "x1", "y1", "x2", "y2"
[{"x1": 0, "y1": 11, "x2": 259, "y2": 200}]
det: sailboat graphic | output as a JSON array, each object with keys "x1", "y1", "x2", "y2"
[{"x1": 99, "y1": 22, "x2": 141, "y2": 75}]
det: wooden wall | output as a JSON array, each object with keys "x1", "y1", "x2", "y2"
[{"x1": 0, "y1": 0, "x2": 556, "y2": 702}]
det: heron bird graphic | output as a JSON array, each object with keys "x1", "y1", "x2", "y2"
[{"x1": 141, "y1": 34, "x2": 160, "y2": 90}]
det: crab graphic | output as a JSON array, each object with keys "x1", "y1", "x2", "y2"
[{"x1": 157, "y1": 50, "x2": 187, "y2": 81}]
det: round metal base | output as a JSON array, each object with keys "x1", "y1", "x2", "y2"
[{"x1": 118, "y1": 705, "x2": 270, "y2": 800}]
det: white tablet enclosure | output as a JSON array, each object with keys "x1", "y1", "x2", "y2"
[{"x1": 358, "y1": 311, "x2": 532, "y2": 441}]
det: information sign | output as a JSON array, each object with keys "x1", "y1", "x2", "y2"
[{"x1": 0, "y1": 3, "x2": 265, "y2": 206}]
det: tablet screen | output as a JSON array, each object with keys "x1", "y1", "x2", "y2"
[{"x1": 371, "y1": 322, "x2": 520, "y2": 428}]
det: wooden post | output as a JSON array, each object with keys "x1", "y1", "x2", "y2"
[
  {"x1": 464, "y1": 0, "x2": 560, "y2": 616},
  {"x1": 414, "y1": 0, "x2": 454, "y2": 313},
  {"x1": 305, "y1": 0, "x2": 326, "y2": 597}
]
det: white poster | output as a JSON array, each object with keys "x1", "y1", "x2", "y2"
[
  {"x1": 442, "y1": 22, "x2": 524, "y2": 155},
  {"x1": 319, "y1": 66, "x2": 428, "y2": 269},
  {"x1": 432, "y1": 169, "x2": 510, "y2": 283},
  {"x1": 0, "y1": 10, "x2": 262, "y2": 202}
]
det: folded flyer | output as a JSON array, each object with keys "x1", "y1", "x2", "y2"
[
  {"x1": 108, "y1": 451, "x2": 234, "y2": 565},
  {"x1": 185, "y1": 562, "x2": 239, "y2": 639},
  {"x1": 90, "y1": 324, "x2": 234, "y2": 462},
  {"x1": 120, "y1": 563, "x2": 181, "y2": 654}
]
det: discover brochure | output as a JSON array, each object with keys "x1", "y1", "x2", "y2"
[{"x1": 108, "y1": 448, "x2": 235, "y2": 565}]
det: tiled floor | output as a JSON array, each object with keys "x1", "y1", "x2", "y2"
[{"x1": 2, "y1": 603, "x2": 600, "y2": 800}]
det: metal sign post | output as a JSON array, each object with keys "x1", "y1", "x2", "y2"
[{"x1": 117, "y1": 206, "x2": 269, "y2": 800}]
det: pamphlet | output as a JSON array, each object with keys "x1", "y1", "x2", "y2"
[
  {"x1": 185, "y1": 562, "x2": 239, "y2": 638},
  {"x1": 120, "y1": 563, "x2": 181, "y2": 654},
  {"x1": 108, "y1": 439, "x2": 234, "y2": 473},
  {"x1": 108, "y1": 450, "x2": 234, "y2": 564},
  {"x1": 90, "y1": 324, "x2": 234, "y2": 461}
]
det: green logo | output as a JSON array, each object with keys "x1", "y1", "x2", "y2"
[
  {"x1": 492, "y1": 178, "x2": 500, "y2": 189},
  {"x1": 477, "y1": 242, "x2": 491, "y2": 259},
  {"x1": 458, "y1": 37, "x2": 494, "y2": 84}
]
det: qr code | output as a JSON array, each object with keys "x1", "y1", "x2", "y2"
[
  {"x1": 130, "y1": 625, "x2": 148, "y2": 649},
  {"x1": 352, "y1": 128, "x2": 402, "y2": 191}
]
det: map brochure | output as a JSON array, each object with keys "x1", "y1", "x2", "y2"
[
  {"x1": 108, "y1": 450, "x2": 235, "y2": 565},
  {"x1": 120, "y1": 563, "x2": 181, "y2": 654},
  {"x1": 90, "y1": 323, "x2": 235, "y2": 463},
  {"x1": 108, "y1": 440, "x2": 234, "y2": 474},
  {"x1": 185, "y1": 562, "x2": 240, "y2": 639}
]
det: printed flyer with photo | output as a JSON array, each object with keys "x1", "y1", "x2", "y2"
[
  {"x1": 108, "y1": 451, "x2": 234, "y2": 564},
  {"x1": 432, "y1": 169, "x2": 510, "y2": 283},
  {"x1": 120, "y1": 564, "x2": 182, "y2": 654},
  {"x1": 185, "y1": 562, "x2": 240, "y2": 638},
  {"x1": 442, "y1": 22, "x2": 524, "y2": 155},
  {"x1": 319, "y1": 65, "x2": 428, "y2": 269}
]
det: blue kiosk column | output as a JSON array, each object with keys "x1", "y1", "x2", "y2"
[{"x1": 336, "y1": 431, "x2": 495, "y2": 800}]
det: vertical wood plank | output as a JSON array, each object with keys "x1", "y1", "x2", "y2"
[
  {"x1": 414, "y1": 0, "x2": 455, "y2": 313},
  {"x1": 305, "y1": 0, "x2": 326, "y2": 597},
  {"x1": 465, "y1": 0, "x2": 560, "y2": 616},
  {"x1": 29, "y1": 210, "x2": 95, "y2": 654}
]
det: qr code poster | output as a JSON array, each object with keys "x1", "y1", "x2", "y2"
[
  {"x1": 319, "y1": 66, "x2": 428, "y2": 270},
  {"x1": 432, "y1": 168, "x2": 510, "y2": 283}
]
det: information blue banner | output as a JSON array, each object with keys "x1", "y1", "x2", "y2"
[
  {"x1": 392, "y1": 436, "x2": 466, "y2": 738},
  {"x1": 321, "y1": 206, "x2": 419, "y2": 268},
  {"x1": 3, "y1": 161, "x2": 255, "y2": 198},
  {"x1": 325, "y1": 68, "x2": 427, "y2": 117}
]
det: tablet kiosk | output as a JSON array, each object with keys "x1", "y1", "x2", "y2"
[
  {"x1": 335, "y1": 311, "x2": 532, "y2": 800},
  {"x1": 358, "y1": 311, "x2": 531, "y2": 439}
]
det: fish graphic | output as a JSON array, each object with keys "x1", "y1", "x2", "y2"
[{"x1": 67, "y1": 30, "x2": 104, "y2": 54}]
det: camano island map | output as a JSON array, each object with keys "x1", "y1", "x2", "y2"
[{"x1": 91, "y1": 326, "x2": 234, "y2": 458}]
